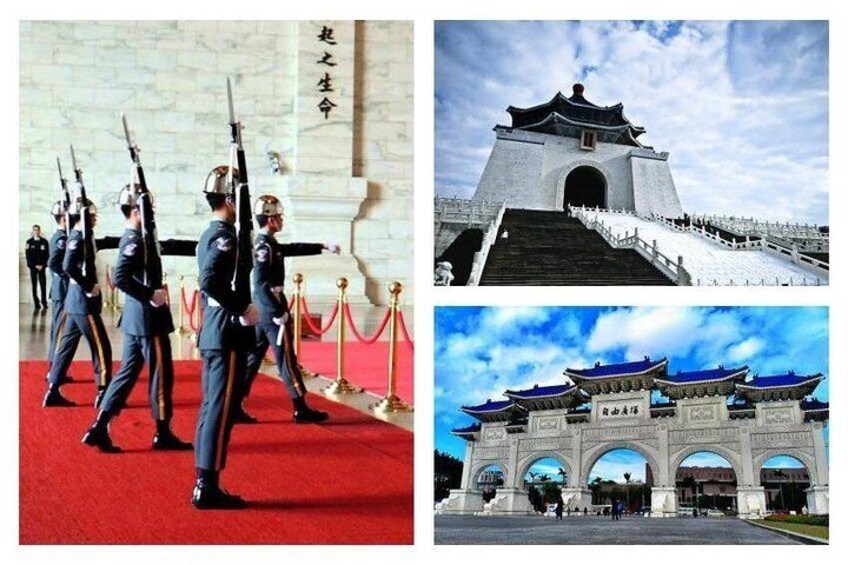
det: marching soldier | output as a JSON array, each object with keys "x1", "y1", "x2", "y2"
[
  {"x1": 43, "y1": 197, "x2": 113, "y2": 407},
  {"x1": 239, "y1": 195, "x2": 338, "y2": 424},
  {"x1": 191, "y1": 166, "x2": 259, "y2": 509},
  {"x1": 81, "y1": 185, "x2": 192, "y2": 453},
  {"x1": 45, "y1": 202, "x2": 74, "y2": 382}
]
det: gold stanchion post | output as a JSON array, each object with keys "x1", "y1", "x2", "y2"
[
  {"x1": 323, "y1": 277, "x2": 363, "y2": 396},
  {"x1": 293, "y1": 272, "x2": 316, "y2": 379},
  {"x1": 371, "y1": 281, "x2": 413, "y2": 414}
]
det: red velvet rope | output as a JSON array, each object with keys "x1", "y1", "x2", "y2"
[
  {"x1": 288, "y1": 295, "x2": 296, "y2": 311},
  {"x1": 180, "y1": 285, "x2": 196, "y2": 319},
  {"x1": 299, "y1": 296, "x2": 340, "y2": 336},
  {"x1": 187, "y1": 291, "x2": 201, "y2": 333},
  {"x1": 397, "y1": 311, "x2": 414, "y2": 351},
  {"x1": 344, "y1": 303, "x2": 391, "y2": 344}
]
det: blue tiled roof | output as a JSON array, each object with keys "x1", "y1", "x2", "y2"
[
  {"x1": 566, "y1": 357, "x2": 666, "y2": 378},
  {"x1": 800, "y1": 398, "x2": 829, "y2": 411},
  {"x1": 505, "y1": 383, "x2": 579, "y2": 398},
  {"x1": 451, "y1": 423, "x2": 482, "y2": 434},
  {"x1": 656, "y1": 366, "x2": 747, "y2": 384},
  {"x1": 739, "y1": 372, "x2": 824, "y2": 389},
  {"x1": 460, "y1": 400, "x2": 514, "y2": 413}
]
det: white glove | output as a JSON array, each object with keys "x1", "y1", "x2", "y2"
[
  {"x1": 327, "y1": 243, "x2": 341, "y2": 255},
  {"x1": 149, "y1": 288, "x2": 169, "y2": 308},
  {"x1": 239, "y1": 304, "x2": 259, "y2": 326},
  {"x1": 86, "y1": 284, "x2": 101, "y2": 298},
  {"x1": 272, "y1": 312, "x2": 290, "y2": 326}
]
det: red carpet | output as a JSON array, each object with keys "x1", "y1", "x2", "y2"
[
  {"x1": 19, "y1": 360, "x2": 413, "y2": 545},
  {"x1": 299, "y1": 341, "x2": 414, "y2": 403}
]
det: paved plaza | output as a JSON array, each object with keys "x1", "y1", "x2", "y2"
[{"x1": 435, "y1": 515, "x2": 801, "y2": 545}]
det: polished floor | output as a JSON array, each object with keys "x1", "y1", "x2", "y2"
[{"x1": 20, "y1": 302, "x2": 413, "y2": 430}]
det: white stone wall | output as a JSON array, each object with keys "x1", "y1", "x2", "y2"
[
  {"x1": 471, "y1": 128, "x2": 683, "y2": 218},
  {"x1": 19, "y1": 20, "x2": 413, "y2": 307}
]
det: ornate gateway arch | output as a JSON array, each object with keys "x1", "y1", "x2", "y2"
[{"x1": 435, "y1": 358, "x2": 829, "y2": 518}]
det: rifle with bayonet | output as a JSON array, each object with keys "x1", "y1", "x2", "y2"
[
  {"x1": 69, "y1": 145, "x2": 91, "y2": 277},
  {"x1": 56, "y1": 156, "x2": 71, "y2": 237},
  {"x1": 121, "y1": 113, "x2": 163, "y2": 288},
  {"x1": 225, "y1": 77, "x2": 254, "y2": 307}
]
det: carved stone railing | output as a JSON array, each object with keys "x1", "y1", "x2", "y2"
[
  {"x1": 690, "y1": 213, "x2": 829, "y2": 252},
  {"x1": 570, "y1": 205, "x2": 691, "y2": 285},
  {"x1": 434, "y1": 197, "x2": 504, "y2": 227},
  {"x1": 467, "y1": 202, "x2": 508, "y2": 286}
]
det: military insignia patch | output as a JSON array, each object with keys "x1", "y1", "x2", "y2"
[
  {"x1": 57, "y1": 239, "x2": 66, "y2": 250},
  {"x1": 67, "y1": 239, "x2": 79, "y2": 250},
  {"x1": 256, "y1": 248, "x2": 269, "y2": 263},
  {"x1": 216, "y1": 237, "x2": 233, "y2": 252},
  {"x1": 123, "y1": 243, "x2": 138, "y2": 257}
]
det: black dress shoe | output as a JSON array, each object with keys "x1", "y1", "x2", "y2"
[
  {"x1": 42, "y1": 388, "x2": 76, "y2": 407},
  {"x1": 191, "y1": 484, "x2": 247, "y2": 510},
  {"x1": 152, "y1": 430, "x2": 193, "y2": 451},
  {"x1": 293, "y1": 406, "x2": 329, "y2": 424},
  {"x1": 232, "y1": 406, "x2": 258, "y2": 424},
  {"x1": 81, "y1": 426, "x2": 122, "y2": 453}
]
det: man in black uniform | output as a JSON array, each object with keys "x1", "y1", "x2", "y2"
[
  {"x1": 43, "y1": 198, "x2": 112, "y2": 408},
  {"x1": 238, "y1": 194, "x2": 338, "y2": 424},
  {"x1": 81, "y1": 184, "x2": 192, "y2": 453},
  {"x1": 25, "y1": 224, "x2": 49, "y2": 312},
  {"x1": 192, "y1": 166, "x2": 259, "y2": 509}
]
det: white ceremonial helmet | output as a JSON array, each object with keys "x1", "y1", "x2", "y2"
[
  {"x1": 253, "y1": 194, "x2": 284, "y2": 217},
  {"x1": 203, "y1": 165, "x2": 239, "y2": 195},
  {"x1": 50, "y1": 200, "x2": 68, "y2": 216},
  {"x1": 68, "y1": 196, "x2": 97, "y2": 216},
  {"x1": 117, "y1": 183, "x2": 154, "y2": 208}
]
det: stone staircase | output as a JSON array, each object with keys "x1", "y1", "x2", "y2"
[{"x1": 479, "y1": 209, "x2": 674, "y2": 286}]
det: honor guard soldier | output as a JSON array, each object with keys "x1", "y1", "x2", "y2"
[
  {"x1": 44, "y1": 197, "x2": 113, "y2": 407},
  {"x1": 240, "y1": 195, "x2": 339, "y2": 424},
  {"x1": 192, "y1": 166, "x2": 259, "y2": 509},
  {"x1": 81, "y1": 185, "x2": 192, "y2": 453},
  {"x1": 45, "y1": 201, "x2": 74, "y2": 382}
]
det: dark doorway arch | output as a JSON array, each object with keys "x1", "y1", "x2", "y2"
[
  {"x1": 564, "y1": 166, "x2": 606, "y2": 209},
  {"x1": 436, "y1": 228, "x2": 483, "y2": 286}
]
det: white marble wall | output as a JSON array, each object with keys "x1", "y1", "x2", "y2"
[{"x1": 19, "y1": 20, "x2": 413, "y2": 306}]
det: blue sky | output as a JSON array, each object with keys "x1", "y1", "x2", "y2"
[
  {"x1": 435, "y1": 307, "x2": 828, "y2": 482},
  {"x1": 435, "y1": 21, "x2": 829, "y2": 224}
]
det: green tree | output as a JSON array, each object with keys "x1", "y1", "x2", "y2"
[{"x1": 434, "y1": 450, "x2": 464, "y2": 502}]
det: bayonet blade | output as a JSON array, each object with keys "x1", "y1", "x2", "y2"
[
  {"x1": 227, "y1": 77, "x2": 236, "y2": 124},
  {"x1": 56, "y1": 156, "x2": 63, "y2": 180},
  {"x1": 121, "y1": 113, "x2": 133, "y2": 147},
  {"x1": 70, "y1": 144, "x2": 78, "y2": 170}
]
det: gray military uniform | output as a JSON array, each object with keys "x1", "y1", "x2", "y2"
[
  {"x1": 244, "y1": 232, "x2": 323, "y2": 400},
  {"x1": 195, "y1": 219, "x2": 253, "y2": 472},
  {"x1": 47, "y1": 229, "x2": 70, "y2": 366},
  {"x1": 98, "y1": 227, "x2": 176, "y2": 421},
  {"x1": 47, "y1": 227, "x2": 112, "y2": 391}
]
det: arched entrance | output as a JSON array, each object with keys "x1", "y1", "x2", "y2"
[
  {"x1": 760, "y1": 455, "x2": 811, "y2": 514},
  {"x1": 586, "y1": 447, "x2": 652, "y2": 515},
  {"x1": 564, "y1": 165, "x2": 606, "y2": 209},
  {"x1": 521, "y1": 457, "x2": 568, "y2": 513},
  {"x1": 675, "y1": 451, "x2": 739, "y2": 516},
  {"x1": 474, "y1": 464, "x2": 505, "y2": 503}
]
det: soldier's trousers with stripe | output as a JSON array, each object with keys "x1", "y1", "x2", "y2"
[
  {"x1": 47, "y1": 313, "x2": 112, "y2": 390},
  {"x1": 99, "y1": 333, "x2": 174, "y2": 421},
  {"x1": 47, "y1": 299, "x2": 65, "y2": 365},
  {"x1": 244, "y1": 321, "x2": 307, "y2": 401},
  {"x1": 195, "y1": 347, "x2": 248, "y2": 471}
]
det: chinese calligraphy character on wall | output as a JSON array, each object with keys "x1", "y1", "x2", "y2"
[{"x1": 315, "y1": 24, "x2": 338, "y2": 119}]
